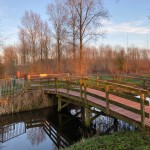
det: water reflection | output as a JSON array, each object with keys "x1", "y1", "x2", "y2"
[
  {"x1": 94, "y1": 116, "x2": 136, "y2": 135},
  {"x1": 0, "y1": 106, "x2": 135, "y2": 150},
  {"x1": 0, "y1": 107, "x2": 86, "y2": 150},
  {"x1": 69, "y1": 107, "x2": 136, "y2": 136},
  {"x1": 27, "y1": 127, "x2": 46, "y2": 146},
  {"x1": 0, "y1": 122, "x2": 26, "y2": 143}
]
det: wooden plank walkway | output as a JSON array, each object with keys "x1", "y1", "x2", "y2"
[{"x1": 44, "y1": 87, "x2": 150, "y2": 129}]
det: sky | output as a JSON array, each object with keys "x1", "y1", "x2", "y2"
[{"x1": 0, "y1": 0, "x2": 150, "y2": 49}]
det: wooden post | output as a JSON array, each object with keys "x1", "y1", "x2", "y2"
[
  {"x1": 114, "y1": 118, "x2": 118, "y2": 132},
  {"x1": 12, "y1": 79, "x2": 15, "y2": 93},
  {"x1": 143, "y1": 80, "x2": 146, "y2": 88},
  {"x1": 85, "y1": 107, "x2": 91, "y2": 127},
  {"x1": 27, "y1": 75, "x2": 30, "y2": 81},
  {"x1": 118, "y1": 76, "x2": 121, "y2": 82},
  {"x1": 55, "y1": 77, "x2": 58, "y2": 94},
  {"x1": 140, "y1": 93, "x2": 145, "y2": 128},
  {"x1": 84, "y1": 81, "x2": 87, "y2": 104},
  {"x1": 10, "y1": 78, "x2": 13, "y2": 93},
  {"x1": 81, "y1": 107, "x2": 85, "y2": 122},
  {"x1": 105, "y1": 84, "x2": 109, "y2": 114},
  {"x1": 96, "y1": 76, "x2": 99, "y2": 86},
  {"x1": 66, "y1": 78, "x2": 69, "y2": 95},
  {"x1": 80, "y1": 79, "x2": 83, "y2": 103},
  {"x1": 113, "y1": 75, "x2": 115, "y2": 82},
  {"x1": 58, "y1": 96, "x2": 61, "y2": 112}
]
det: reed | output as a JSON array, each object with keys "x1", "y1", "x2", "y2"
[{"x1": 0, "y1": 88, "x2": 49, "y2": 115}]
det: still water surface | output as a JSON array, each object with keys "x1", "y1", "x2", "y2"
[{"x1": 0, "y1": 106, "x2": 135, "y2": 150}]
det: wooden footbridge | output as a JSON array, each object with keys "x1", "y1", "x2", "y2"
[{"x1": 27, "y1": 74, "x2": 150, "y2": 131}]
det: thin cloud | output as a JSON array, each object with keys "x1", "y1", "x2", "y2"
[{"x1": 103, "y1": 21, "x2": 150, "y2": 34}]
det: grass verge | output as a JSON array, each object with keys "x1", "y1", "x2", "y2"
[{"x1": 65, "y1": 131, "x2": 150, "y2": 150}]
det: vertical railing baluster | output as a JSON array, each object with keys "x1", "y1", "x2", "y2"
[
  {"x1": 96, "y1": 76, "x2": 99, "y2": 87},
  {"x1": 105, "y1": 84, "x2": 109, "y2": 114},
  {"x1": 80, "y1": 79, "x2": 83, "y2": 103},
  {"x1": 66, "y1": 77, "x2": 69, "y2": 96},
  {"x1": 140, "y1": 93, "x2": 145, "y2": 128},
  {"x1": 84, "y1": 80, "x2": 87, "y2": 104},
  {"x1": 55, "y1": 77, "x2": 58, "y2": 94}
]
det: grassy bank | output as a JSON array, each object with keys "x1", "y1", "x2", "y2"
[{"x1": 65, "y1": 131, "x2": 150, "y2": 150}]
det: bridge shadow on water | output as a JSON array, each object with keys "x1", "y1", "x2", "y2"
[{"x1": 0, "y1": 105, "x2": 136, "y2": 150}]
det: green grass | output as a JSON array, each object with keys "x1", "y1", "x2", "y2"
[
  {"x1": 65, "y1": 131, "x2": 150, "y2": 150},
  {"x1": 93, "y1": 75, "x2": 113, "y2": 81},
  {"x1": 124, "y1": 78, "x2": 143, "y2": 85},
  {"x1": 94, "y1": 75, "x2": 145, "y2": 85}
]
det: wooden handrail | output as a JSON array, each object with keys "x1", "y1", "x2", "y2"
[{"x1": 27, "y1": 75, "x2": 149, "y2": 95}]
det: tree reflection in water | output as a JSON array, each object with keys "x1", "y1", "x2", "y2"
[
  {"x1": 27, "y1": 127, "x2": 46, "y2": 146},
  {"x1": 0, "y1": 107, "x2": 136, "y2": 150}
]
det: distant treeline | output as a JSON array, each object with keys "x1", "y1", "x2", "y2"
[
  {"x1": 0, "y1": 0, "x2": 149, "y2": 77},
  {"x1": 1, "y1": 44, "x2": 149, "y2": 78}
]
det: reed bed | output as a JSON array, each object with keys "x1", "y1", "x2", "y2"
[{"x1": 0, "y1": 88, "x2": 49, "y2": 115}]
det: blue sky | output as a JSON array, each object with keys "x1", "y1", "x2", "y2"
[{"x1": 0, "y1": 0, "x2": 150, "y2": 48}]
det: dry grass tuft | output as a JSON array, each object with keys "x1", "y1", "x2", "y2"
[{"x1": 0, "y1": 88, "x2": 50, "y2": 115}]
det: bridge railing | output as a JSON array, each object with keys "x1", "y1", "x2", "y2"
[
  {"x1": 79, "y1": 77, "x2": 150, "y2": 128},
  {"x1": 93, "y1": 74, "x2": 150, "y2": 89},
  {"x1": 26, "y1": 75, "x2": 150, "y2": 127},
  {"x1": 27, "y1": 75, "x2": 150, "y2": 98},
  {"x1": 51, "y1": 76, "x2": 149, "y2": 128},
  {"x1": 0, "y1": 78, "x2": 25, "y2": 98}
]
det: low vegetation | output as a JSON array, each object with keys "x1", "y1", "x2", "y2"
[
  {"x1": 0, "y1": 88, "x2": 50, "y2": 115},
  {"x1": 65, "y1": 131, "x2": 150, "y2": 150}
]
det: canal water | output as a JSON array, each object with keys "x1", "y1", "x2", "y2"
[{"x1": 0, "y1": 106, "x2": 135, "y2": 150}]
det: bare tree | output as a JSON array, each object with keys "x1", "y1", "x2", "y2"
[
  {"x1": 19, "y1": 10, "x2": 51, "y2": 73},
  {"x1": 3, "y1": 46, "x2": 18, "y2": 77},
  {"x1": 38, "y1": 21, "x2": 51, "y2": 72},
  {"x1": 113, "y1": 46, "x2": 126, "y2": 73},
  {"x1": 67, "y1": 0, "x2": 109, "y2": 75},
  {"x1": 47, "y1": 0, "x2": 68, "y2": 73},
  {"x1": 19, "y1": 28, "x2": 29, "y2": 66},
  {"x1": 66, "y1": 2, "x2": 78, "y2": 74}
]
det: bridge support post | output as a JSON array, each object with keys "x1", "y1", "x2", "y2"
[
  {"x1": 85, "y1": 106, "x2": 91, "y2": 127},
  {"x1": 55, "y1": 77, "x2": 58, "y2": 95},
  {"x1": 58, "y1": 96, "x2": 61, "y2": 112},
  {"x1": 49, "y1": 95, "x2": 57, "y2": 106},
  {"x1": 114, "y1": 118, "x2": 118, "y2": 131},
  {"x1": 81, "y1": 107, "x2": 85, "y2": 122}
]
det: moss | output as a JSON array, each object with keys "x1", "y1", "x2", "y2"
[{"x1": 65, "y1": 131, "x2": 150, "y2": 150}]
